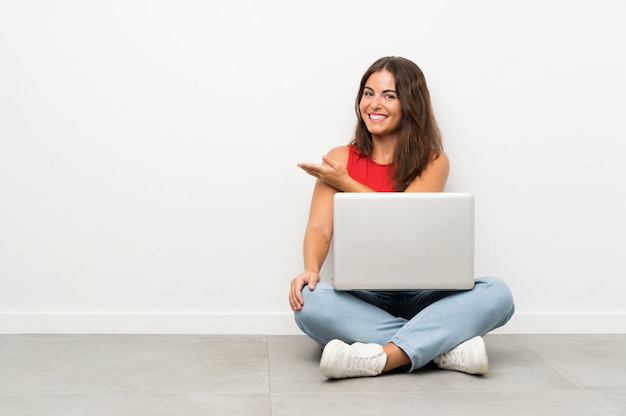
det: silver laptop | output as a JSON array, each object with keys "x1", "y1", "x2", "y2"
[{"x1": 332, "y1": 192, "x2": 475, "y2": 290}]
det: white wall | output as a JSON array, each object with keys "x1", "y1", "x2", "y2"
[{"x1": 1, "y1": 0, "x2": 625, "y2": 334}]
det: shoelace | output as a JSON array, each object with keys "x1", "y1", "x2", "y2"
[
  {"x1": 346, "y1": 348, "x2": 384, "y2": 375},
  {"x1": 438, "y1": 349, "x2": 465, "y2": 371}
]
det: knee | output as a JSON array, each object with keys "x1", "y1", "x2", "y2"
[
  {"x1": 293, "y1": 282, "x2": 334, "y2": 328},
  {"x1": 475, "y1": 276, "x2": 515, "y2": 317}
]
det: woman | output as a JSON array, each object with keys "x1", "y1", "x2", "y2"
[{"x1": 289, "y1": 56, "x2": 514, "y2": 379}]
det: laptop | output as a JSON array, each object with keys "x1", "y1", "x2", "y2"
[{"x1": 332, "y1": 192, "x2": 475, "y2": 290}]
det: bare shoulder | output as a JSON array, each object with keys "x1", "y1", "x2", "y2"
[
  {"x1": 431, "y1": 150, "x2": 450, "y2": 174},
  {"x1": 327, "y1": 145, "x2": 349, "y2": 158},
  {"x1": 326, "y1": 145, "x2": 350, "y2": 165},
  {"x1": 404, "y1": 151, "x2": 450, "y2": 192}
]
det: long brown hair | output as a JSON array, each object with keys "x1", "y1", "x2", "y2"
[{"x1": 351, "y1": 56, "x2": 443, "y2": 191}]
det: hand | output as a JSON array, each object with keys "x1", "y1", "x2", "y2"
[
  {"x1": 298, "y1": 156, "x2": 350, "y2": 191},
  {"x1": 289, "y1": 270, "x2": 320, "y2": 311}
]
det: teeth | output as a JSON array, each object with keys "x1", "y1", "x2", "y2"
[{"x1": 370, "y1": 114, "x2": 387, "y2": 120}]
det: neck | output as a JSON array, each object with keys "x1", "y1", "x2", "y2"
[{"x1": 371, "y1": 135, "x2": 397, "y2": 164}]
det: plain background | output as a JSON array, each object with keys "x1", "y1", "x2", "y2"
[{"x1": 1, "y1": 0, "x2": 625, "y2": 334}]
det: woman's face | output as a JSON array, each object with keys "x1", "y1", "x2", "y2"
[{"x1": 359, "y1": 69, "x2": 402, "y2": 139}]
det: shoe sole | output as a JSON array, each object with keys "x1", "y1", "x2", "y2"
[
  {"x1": 468, "y1": 337, "x2": 489, "y2": 374},
  {"x1": 320, "y1": 339, "x2": 345, "y2": 378}
]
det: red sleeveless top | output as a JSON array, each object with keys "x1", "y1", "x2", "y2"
[{"x1": 346, "y1": 145, "x2": 395, "y2": 192}]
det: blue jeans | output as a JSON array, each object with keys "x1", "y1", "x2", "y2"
[{"x1": 294, "y1": 277, "x2": 515, "y2": 371}]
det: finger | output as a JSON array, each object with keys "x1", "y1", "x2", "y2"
[
  {"x1": 298, "y1": 163, "x2": 323, "y2": 176},
  {"x1": 291, "y1": 289, "x2": 304, "y2": 310},
  {"x1": 289, "y1": 289, "x2": 298, "y2": 310},
  {"x1": 300, "y1": 165, "x2": 320, "y2": 174},
  {"x1": 321, "y1": 155, "x2": 338, "y2": 168},
  {"x1": 290, "y1": 280, "x2": 305, "y2": 310},
  {"x1": 298, "y1": 165, "x2": 319, "y2": 177},
  {"x1": 298, "y1": 162, "x2": 321, "y2": 170},
  {"x1": 290, "y1": 294, "x2": 301, "y2": 311},
  {"x1": 300, "y1": 169, "x2": 320, "y2": 179}
]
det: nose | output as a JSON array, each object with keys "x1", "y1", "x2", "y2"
[{"x1": 369, "y1": 94, "x2": 383, "y2": 109}]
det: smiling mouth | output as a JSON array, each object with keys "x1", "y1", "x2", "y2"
[{"x1": 369, "y1": 114, "x2": 387, "y2": 121}]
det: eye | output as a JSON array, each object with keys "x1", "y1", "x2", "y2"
[
  {"x1": 385, "y1": 93, "x2": 397, "y2": 100},
  {"x1": 363, "y1": 90, "x2": 374, "y2": 97}
]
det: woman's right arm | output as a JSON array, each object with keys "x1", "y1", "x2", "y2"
[{"x1": 289, "y1": 178, "x2": 337, "y2": 311}]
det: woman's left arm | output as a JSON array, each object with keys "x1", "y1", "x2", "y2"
[{"x1": 403, "y1": 151, "x2": 450, "y2": 193}]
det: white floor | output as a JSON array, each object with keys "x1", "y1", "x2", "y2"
[{"x1": 0, "y1": 334, "x2": 625, "y2": 415}]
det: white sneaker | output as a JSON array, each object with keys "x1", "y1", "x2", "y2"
[
  {"x1": 320, "y1": 339, "x2": 387, "y2": 379},
  {"x1": 432, "y1": 336, "x2": 489, "y2": 375}
]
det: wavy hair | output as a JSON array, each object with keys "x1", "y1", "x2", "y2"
[{"x1": 351, "y1": 56, "x2": 443, "y2": 191}]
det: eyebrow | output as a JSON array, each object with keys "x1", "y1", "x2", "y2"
[{"x1": 364, "y1": 86, "x2": 398, "y2": 94}]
